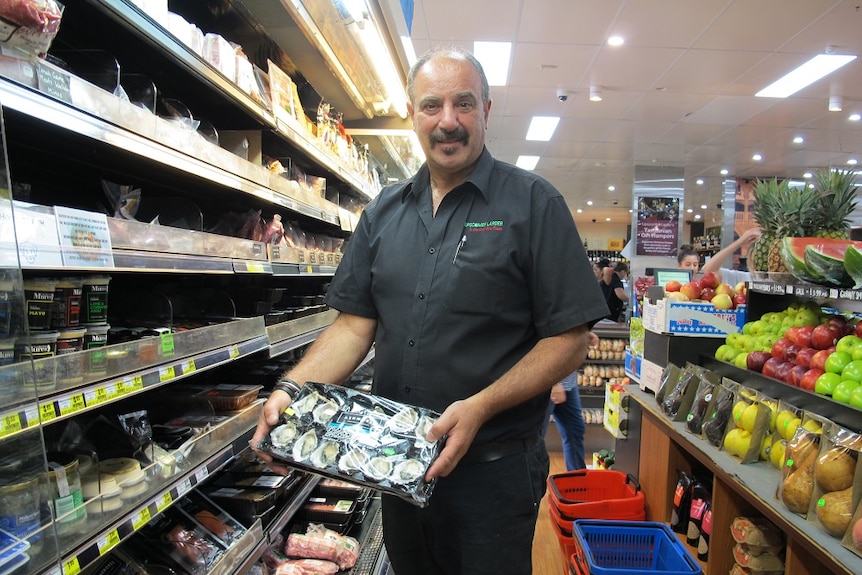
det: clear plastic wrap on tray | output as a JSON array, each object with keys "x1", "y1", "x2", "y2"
[{"x1": 258, "y1": 381, "x2": 443, "y2": 506}]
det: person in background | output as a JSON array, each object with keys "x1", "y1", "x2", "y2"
[
  {"x1": 252, "y1": 46, "x2": 609, "y2": 575},
  {"x1": 603, "y1": 262, "x2": 629, "y2": 323},
  {"x1": 677, "y1": 245, "x2": 701, "y2": 273},
  {"x1": 700, "y1": 227, "x2": 762, "y2": 286},
  {"x1": 540, "y1": 331, "x2": 600, "y2": 471}
]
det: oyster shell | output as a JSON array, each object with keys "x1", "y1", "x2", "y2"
[
  {"x1": 292, "y1": 429, "x2": 318, "y2": 461},
  {"x1": 414, "y1": 416, "x2": 435, "y2": 445},
  {"x1": 270, "y1": 422, "x2": 298, "y2": 448},
  {"x1": 290, "y1": 391, "x2": 320, "y2": 417},
  {"x1": 389, "y1": 407, "x2": 419, "y2": 434},
  {"x1": 391, "y1": 458, "x2": 424, "y2": 484},
  {"x1": 363, "y1": 456, "x2": 393, "y2": 480},
  {"x1": 338, "y1": 448, "x2": 370, "y2": 473},
  {"x1": 312, "y1": 399, "x2": 339, "y2": 424},
  {"x1": 310, "y1": 441, "x2": 340, "y2": 468}
]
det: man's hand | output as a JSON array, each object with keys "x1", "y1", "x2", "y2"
[
  {"x1": 250, "y1": 389, "x2": 295, "y2": 474},
  {"x1": 550, "y1": 382, "x2": 566, "y2": 404},
  {"x1": 423, "y1": 398, "x2": 487, "y2": 480}
]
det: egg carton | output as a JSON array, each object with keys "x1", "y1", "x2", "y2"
[{"x1": 258, "y1": 381, "x2": 444, "y2": 507}]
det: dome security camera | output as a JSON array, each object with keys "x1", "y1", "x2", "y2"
[{"x1": 556, "y1": 89, "x2": 568, "y2": 102}]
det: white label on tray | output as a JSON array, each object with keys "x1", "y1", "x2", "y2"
[{"x1": 252, "y1": 476, "x2": 285, "y2": 488}]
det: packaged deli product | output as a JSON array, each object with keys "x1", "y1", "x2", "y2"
[{"x1": 258, "y1": 382, "x2": 443, "y2": 506}]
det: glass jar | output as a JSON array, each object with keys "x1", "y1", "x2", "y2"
[
  {"x1": 0, "y1": 474, "x2": 42, "y2": 554},
  {"x1": 40, "y1": 452, "x2": 87, "y2": 537}
]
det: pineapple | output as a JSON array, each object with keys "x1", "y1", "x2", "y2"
[
  {"x1": 812, "y1": 168, "x2": 858, "y2": 239},
  {"x1": 750, "y1": 178, "x2": 785, "y2": 272},
  {"x1": 766, "y1": 184, "x2": 820, "y2": 272}
]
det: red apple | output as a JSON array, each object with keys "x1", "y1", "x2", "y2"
[
  {"x1": 854, "y1": 321, "x2": 862, "y2": 338},
  {"x1": 775, "y1": 361, "x2": 795, "y2": 383},
  {"x1": 762, "y1": 356, "x2": 783, "y2": 378},
  {"x1": 784, "y1": 343, "x2": 802, "y2": 364},
  {"x1": 700, "y1": 287, "x2": 716, "y2": 302},
  {"x1": 700, "y1": 272, "x2": 719, "y2": 289},
  {"x1": 733, "y1": 293, "x2": 747, "y2": 307},
  {"x1": 826, "y1": 315, "x2": 852, "y2": 335},
  {"x1": 795, "y1": 325, "x2": 814, "y2": 348},
  {"x1": 680, "y1": 281, "x2": 702, "y2": 301},
  {"x1": 789, "y1": 365, "x2": 809, "y2": 387},
  {"x1": 811, "y1": 324, "x2": 842, "y2": 350},
  {"x1": 795, "y1": 347, "x2": 816, "y2": 368},
  {"x1": 810, "y1": 349, "x2": 833, "y2": 371},
  {"x1": 799, "y1": 368, "x2": 824, "y2": 392},
  {"x1": 771, "y1": 338, "x2": 791, "y2": 359},
  {"x1": 665, "y1": 280, "x2": 682, "y2": 292},
  {"x1": 746, "y1": 351, "x2": 772, "y2": 373}
]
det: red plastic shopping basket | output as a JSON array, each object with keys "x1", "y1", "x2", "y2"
[{"x1": 548, "y1": 469, "x2": 645, "y2": 519}]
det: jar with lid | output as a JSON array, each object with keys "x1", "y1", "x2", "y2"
[
  {"x1": 0, "y1": 474, "x2": 42, "y2": 554},
  {"x1": 40, "y1": 452, "x2": 87, "y2": 537}
]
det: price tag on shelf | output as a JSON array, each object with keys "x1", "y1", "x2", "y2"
[
  {"x1": 194, "y1": 467, "x2": 209, "y2": 483},
  {"x1": 84, "y1": 386, "x2": 109, "y2": 406},
  {"x1": 0, "y1": 412, "x2": 22, "y2": 438},
  {"x1": 176, "y1": 477, "x2": 192, "y2": 497},
  {"x1": 23, "y1": 405, "x2": 38, "y2": 428},
  {"x1": 58, "y1": 394, "x2": 86, "y2": 417},
  {"x1": 181, "y1": 360, "x2": 196, "y2": 375},
  {"x1": 39, "y1": 401, "x2": 58, "y2": 423},
  {"x1": 132, "y1": 507, "x2": 151, "y2": 531},
  {"x1": 123, "y1": 375, "x2": 144, "y2": 393},
  {"x1": 97, "y1": 529, "x2": 120, "y2": 555},
  {"x1": 156, "y1": 491, "x2": 172, "y2": 512},
  {"x1": 160, "y1": 332, "x2": 175, "y2": 356},
  {"x1": 62, "y1": 557, "x2": 81, "y2": 575},
  {"x1": 229, "y1": 344, "x2": 240, "y2": 359},
  {"x1": 246, "y1": 261, "x2": 266, "y2": 273},
  {"x1": 158, "y1": 366, "x2": 176, "y2": 382}
]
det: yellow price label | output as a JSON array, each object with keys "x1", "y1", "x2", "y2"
[
  {"x1": 124, "y1": 375, "x2": 144, "y2": 392},
  {"x1": 97, "y1": 529, "x2": 120, "y2": 555},
  {"x1": 62, "y1": 557, "x2": 81, "y2": 575},
  {"x1": 103, "y1": 382, "x2": 117, "y2": 399},
  {"x1": 247, "y1": 262, "x2": 265, "y2": 273},
  {"x1": 160, "y1": 332, "x2": 175, "y2": 356},
  {"x1": 156, "y1": 491, "x2": 173, "y2": 512},
  {"x1": 58, "y1": 394, "x2": 86, "y2": 417},
  {"x1": 158, "y1": 366, "x2": 176, "y2": 382},
  {"x1": 0, "y1": 413, "x2": 22, "y2": 438},
  {"x1": 181, "y1": 360, "x2": 196, "y2": 375},
  {"x1": 229, "y1": 344, "x2": 240, "y2": 359},
  {"x1": 306, "y1": 265, "x2": 313, "y2": 273},
  {"x1": 84, "y1": 386, "x2": 109, "y2": 406},
  {"x1": 132, "y1": 507, "x2": 151, "y2": 530},
  {"x1": 39, "y1": 401, "x2": 57, "y2": 423}
]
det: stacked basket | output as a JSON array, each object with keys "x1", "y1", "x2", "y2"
[{"x1": 546, "y1": 469, "x2": 646, "y2": 567}]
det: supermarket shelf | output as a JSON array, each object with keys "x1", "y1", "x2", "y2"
[{"x1": 266, "y1": 309, "x2": 338, "y2": 357}]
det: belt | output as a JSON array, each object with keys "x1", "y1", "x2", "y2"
[{"x1": 461, "y1": 437, "x2": 540, "y2": 465}]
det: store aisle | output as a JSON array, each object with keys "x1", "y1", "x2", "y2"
[{"x1": 533, "y1": 451, "x2": 567, "y2": 574}]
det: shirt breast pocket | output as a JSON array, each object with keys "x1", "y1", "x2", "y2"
[{"x1": 443, "y1": 238, "x2": 521, "y2": 314}]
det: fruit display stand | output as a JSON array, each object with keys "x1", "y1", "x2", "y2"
[{"x1": 628, "y1": 376, "x2": 861, "y2": 575}]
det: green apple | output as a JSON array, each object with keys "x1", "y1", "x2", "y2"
[
  {"x1": 734, "y1": 351, "x2": 749, "y2": 369},
  {"x1": 825, "y1": 351, "x2": 852, "y2": 374},
  {"x1": 814, "y1": 371, "x2": 841, "y2": 395},
  {"x1": 850, "y1": 344, "x2": 862, "y2": 362},
  {"x1": 836, "y1": 335, "x2": 862, "y2": 354},
  {"x1": 842, "y1": 359, "x2": 862, "y2": 382},
  {"x1": 794, "y1": 308, "x2": 820, "y2": 327},
  {"x1": 832, "y1": 380, "x2": 860, "y2": 404},
  {"x1": 849, "y1": 386, "x2": 862, "y2": 409}
]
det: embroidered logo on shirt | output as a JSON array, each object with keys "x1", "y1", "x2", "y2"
[{"x1": 464, "y1": 220, "x2": 503, "y2": 232}]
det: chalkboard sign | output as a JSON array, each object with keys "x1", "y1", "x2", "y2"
[{"x1": 36, "y1": 63, "x2": 71, "y2": 104}]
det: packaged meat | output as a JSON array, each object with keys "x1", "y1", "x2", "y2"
[
  {"x1": 285, "y1": 533, "x2": 339, "y2": 562},
  {"x1": 280, "y1": 559, "x2": 338, "y2": 575},
  {"x1": 175, "y1": 491, "x2": 246, "y2": 547},
  {"x1": 134, "y1": 510, "x2": 226, "y2": 575},
  {"x1": 258, "y1": 381, "x2": 444, "y2": 506},
  {"x1": 306, "y1": 523, "x2": 358, "y2": 569}
]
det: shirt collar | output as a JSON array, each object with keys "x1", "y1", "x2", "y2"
[{"x1": 399, "y1": 147, "x2": 493, "y2": 203}]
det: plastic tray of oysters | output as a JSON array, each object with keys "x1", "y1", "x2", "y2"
[{"x1": 258, "y1": 382, "x2": 444, "y2": 506}]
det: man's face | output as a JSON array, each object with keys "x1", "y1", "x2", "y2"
[{"x1": 408, "y1": 55, "x2": 491, "y2": 178}]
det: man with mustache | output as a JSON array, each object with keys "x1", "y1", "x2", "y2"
[{"x1": 253, "y1": 46, "x2": 608, "y2": 574}]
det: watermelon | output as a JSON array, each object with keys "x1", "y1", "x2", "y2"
[
  {"x1": 781, "y1": 237, "x2": 862, "y2": 286},
  {"x1": 845, "y1": 244, "x2": 862, "y2": 289}
]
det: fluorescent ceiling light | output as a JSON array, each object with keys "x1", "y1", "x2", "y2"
[
  {"x1": 607, "y1": 36, "x2": 624, "y2": 47},
  {"x1": 473, "y1": 41, "x2": 511, "y2": 86},
  {"x1": 400, "y1": 35, "x2": 417, "y2": 67},
  {"x1": 526, "y1": 116, "x2": 560, "y2": 141},
  {"x1": 756, "y1": 54, "x2": 857, "y2": 98},
  {"x1": 720, "y1": 168, "x2": 729, "y2": 175},
  {"x1": 516, "y1": 155, "x2": 540, "y2": 170}
]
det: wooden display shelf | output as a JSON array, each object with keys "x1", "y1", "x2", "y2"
[{"x1": 630, "y1": 386, "x2": 861, "y2": 575}]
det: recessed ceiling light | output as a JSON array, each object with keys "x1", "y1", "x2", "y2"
[
  {"x1": 752, "y1": 154, "x2": 762, "y2": 161},
  {"x1": 755, "y1": 53, "x2": 857, "y2": 98},
  {"x1": 720, "y1": 168, "x2": 729, "y2": 176},
  {"x1": 607, "y1": 36, "x2": 624, "y2": 47},
  {"x1": 694, "y1": 214, "x2": 702, "y2": 220},
  {"x1": 793, "y1": 136, "x2": 804, "y2": 144},
  {"x1": 628, "y1": 209, "x2": 633, "y2": 213},
  {"x1": 605, "y1": 217, "x2": 611, "y2": 222},
  {"x1": 803, "y1": 172, "x2": 813, "y2": 178},
  {"x1": 686, "y1": 208, "x2": 693, "y2": 213},
  {"x1": 586, "y1": 200, "x2": 593, "y2": 206},
  {"x1": 850, "y1": 113, "x2": 862, "y2": 121},
  {"x1": 526, "y1": 116, "x2": 560, "y2": 141},
  {"x1": 848, "y1": 158, "x2": 858, "y2": 165},
  {"x1": 829, "y1": 95, "x2": 843, "y2": 112},
  {"x1": 515, "y1": 155, "x2": 540, "y2": 170},
  {"x1": 608, "y1": 185, "x2": 615, "y2": 191},
  {"x1": 576, "y1": 208, "x2": 583, "y2": 213},
  {"x1": 700, "y1": 204, "x2": 708, "y2": 210},
  {"x1": 696, "y1": 179, "x2": 704, "y2": 185},
  {"x1": 473, "y1": 41, "x2": 512, "y2": 86},
  {"x1": 589, "y1": 85, "x2": 602, "y2": 102}
]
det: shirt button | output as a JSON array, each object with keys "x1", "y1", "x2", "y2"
[
  {"x1": 404, "y1": 386, "x2": 411, "y2": 393},
  {"x1": 408, "y1": 340, "x2": 415, "y2": 346},
  {"x1": 419, "y1": 293, "x2": 425, "y2": 299},
  {"x1": 428, "y1": 247, "x2": 435, "y2": 254}
]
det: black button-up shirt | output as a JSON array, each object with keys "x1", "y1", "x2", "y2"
[{"x1": 326, "y1": 148, "x2": 609, "y2": 442}]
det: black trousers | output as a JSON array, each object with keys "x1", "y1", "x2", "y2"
[{"x1": 381, "y1": 439, "x2": 549, "y2": 575}]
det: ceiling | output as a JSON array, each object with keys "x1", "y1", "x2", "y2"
[{"x1": 398, "y1": 0, "x2": 862, "y2": 227}]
